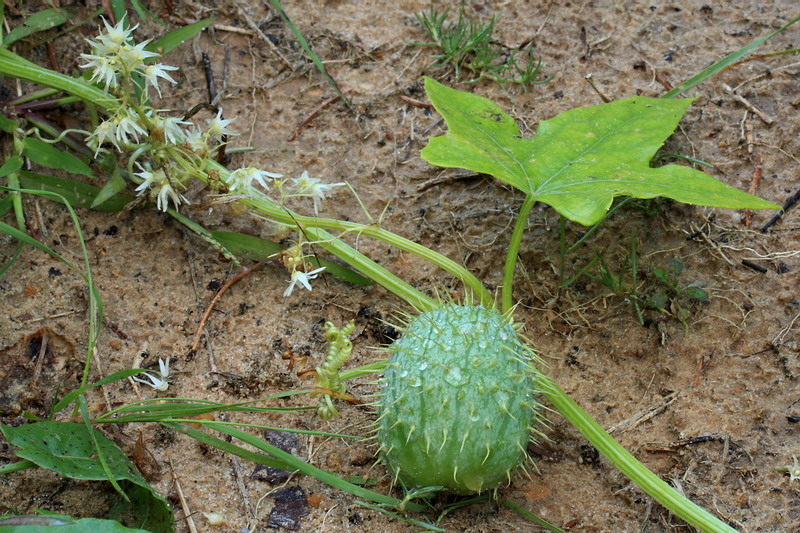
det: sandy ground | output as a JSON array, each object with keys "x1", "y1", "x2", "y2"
[{"x1": 1, "y1": 1, "x2": 799, "y2": 532}]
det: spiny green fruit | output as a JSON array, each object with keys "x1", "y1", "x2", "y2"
[{"x1": 378, "y1": 304, "x2": 538, "y2": 495}]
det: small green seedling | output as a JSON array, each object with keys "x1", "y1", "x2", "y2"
[
  {"x1": 645, "y1": 259, "x2": 709, "y2": 334},
  {"x1": 413, "y1": 6, "x2": 547, "y2": 88}
]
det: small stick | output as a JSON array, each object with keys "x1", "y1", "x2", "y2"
[
  {"x1": 741, "y1": 260, "x2": 767, "y2": 273},
  {"x1": 723, "y1": 84, "x2": 775, "y2": 125},
  {"x1": 45, "y1": 42, "x2": 59, "y2": 72},
  {"x1": 170, "y1": 458, "x2": 198, "y2": 533},
  {"x1": 102, "y1": 317, "x2": 131, "y2": 340},
  {"x1": 400, "y1": 95, "x2": 432, "y2": 109},
  {"x1": 202, "y1": 52, "x2": 216, "y2": 104},
  {"x1": 214, "y1": 24, "x2": 255, "y2": 35},
  {"x1": 238, "y1": 6, "x2": 293, "y2": 70},
  {"x1": 286, "y1": 95, "x2": 341, "y2": 142},
  {"x1": 670, "y1": 435, "x2": 717, "y2": 448},
  {"x1": 745, "y1": 153, "x2": 762, "y2": 228},
  {"x1": 30, "y1": 330, "x2": 49, "y2": 385},
  {"x1": 584, "y1": 73, "x2": 611, "y2": 103},
  {"x1": 189, "y1": 263, "x2": 262, "y2": 356},
  {"x1": 691, "y1": 353, "x2": 709, "y2": 388},
  {"x1": 761, "y1": 186, "x2": 800, "y2": 232}
]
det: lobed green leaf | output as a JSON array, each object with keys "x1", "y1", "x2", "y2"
[{"x1": 421, "y1": 77, "x2": 779, "y2": 226}]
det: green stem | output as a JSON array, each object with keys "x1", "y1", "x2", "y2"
[
  {"x1": 0, "y1": 459, "x2": 36, "y2": 475},
  {"x1": 558, "y1": 215, "x2": 566, "y2": 291},
  {"x1": 206, "y1": 161, "x2": 492, "y2": 310},
  {"x1": 0, "y1": 49, "x2": 113, "y2": 111},
  {"x1": 537, "y1": 372, "x2": 737, "y2": 533},
  {"x1": 501, "y1": 195, "x2": 536, "y2": 313}
]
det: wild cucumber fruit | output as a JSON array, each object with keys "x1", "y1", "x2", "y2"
[{"x1": 378, "y1": 304, "x2": 538, "y2": 494}]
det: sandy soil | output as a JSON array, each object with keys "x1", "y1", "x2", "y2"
[{"x1": 1, "y1": 1, "x2": 799, "y2": 532}]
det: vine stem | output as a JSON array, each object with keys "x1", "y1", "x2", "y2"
[
  {"x1": 205, "y1": 161, "x2": 494, "y2": 310},
  {"x1": 502, "y1": 195, "x2": 536, "y2": 313},
  {"x1": 537, "y1": 372, "x2": 736, "y2": 533}
]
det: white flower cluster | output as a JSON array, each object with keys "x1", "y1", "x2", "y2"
[
  {"x1": 77, "y1": 17, "x2": 346, "y2": 297},
  {"x1": 292, "y1": 171, "x2": 346, "y2": 215},
  {"x1": 77, "y1": 17, "x2": 247, "y2": 211},
  {"x1": 80, "y1": 17, "x2": 175, "y2": 93}
]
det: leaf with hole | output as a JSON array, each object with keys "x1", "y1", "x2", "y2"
[
  {"x1": 1, "y1": 422, "x2": 173, "y2": 533},
  {"x1": 421, "y1": 77, "x2": 779, "y2": 226}
]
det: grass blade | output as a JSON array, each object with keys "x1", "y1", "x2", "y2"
[
  {"x1": 268, "y1": 0, "x2": 351, "y2": 109},
  {"x1": 664, "y1": 14, "x2": 800, "y2": 98},
  {"x1": 147, "y1": 17, "x2": 215, "y2": 56}
]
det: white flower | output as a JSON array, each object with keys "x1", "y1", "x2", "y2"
[
  {"x1": 154, "y1": 115, "x2": 191, "y2": 145},
  {"x1": 184, "y1": 125, "x2": 208, "y2": 155},
  {"x1": 143, "y1": 63, "x2": 179, "y2": 97},
  {"x1": 291, "y1": 171, "x2": 346, "y2": 214},
  {"x1": 134, "y1": 167, "x2": 159, "y2": 194},
  {"x1": 79, "y1": 52, "x2": 119, "y2": 89},
  {"x1": 790, "y1": 456, "x2": 800, "y2": 482},
  {"x1": 98, "y1": 16, "x2": 137, "y2": 49},
  {"x1": 133, "y1": 165, "x2": 188, "y2": 212},
  {"x1": 226, "y1": 167, "x2": 282, "y2": 192},
  {"x1": 283, "y1": 266, "x2": 326, "y2": 297},
  {"x1": 116, "y1": 41, "x2": 159, "y2": 73},
  {"x1": 114, "y1": 112, "x2": 147, "y2": 146},
  {"x1": 87, "y1": 120, "x2": 117, "y2": 156},
  {"x1": 132, "y1": 357, "x2": 170, "y2": 392},
  {"x1": 156, "y1": 182, "x2": 188, "y2": 212},
  {"x1": 206, "y1": 109, "x2": 238, "y2": 139}
]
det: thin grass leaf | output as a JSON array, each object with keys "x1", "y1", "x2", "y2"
[
  {"x1": 3, "y1": 7, "x2": 70, "y2": 46},
  {"x1": 501, "y1": 500, "x2": 566, "y2": 533},
  {"x1": 167, "y1": 209, "x2": 241, "y2": 265},
  {"x1": 165, "y1": 422, "x2": 295, "y2": 471},
  {"x1": 90, "y1": 168, "x2": 128, "y2": 208},
  {"x1": 268, "y1": 0, "x2": 351, "y2": 109},
  {"x1": 94, "y1": 392, "x2": 316, "y2": 423},
  {"x1": 355, "y1": 502, "x2": 445, "y2": 531},
  {"x1": 22, "y1": 137, "x2": 93, "y2": 177},
  {"x1": 0, "y1": 185, "x2": 103, "y2": 401},
  {"x1": 147, "y1": 17, "x2": 215, "y2": 56},
  {"x1": 79, "y1": 396, "x2": 127, "y2": 500},
  {"x1": 109, "y1": 0, "x2": 126, "y2": 25},
  {"x1": 130, "y1": 0, "x2": 163, "y2": 25},
  {"x1": 189, "y1": 422, "x2": 428, "y2": 512},
  {"x1": 160, "y1": 419, "x2": 358, "y2": 440},
  {"x1": 0, "y1": 155, "x2": 23, "y2": 177},
  {"x1": 50, "y1": 369, "x2": 147, "y2": 417},
  {"x1": 663, "y1": 14, "x2": 800, "y2": 98},
  {"x1": 17, "y1": 171, "x2": 133, "y2": 211}
]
